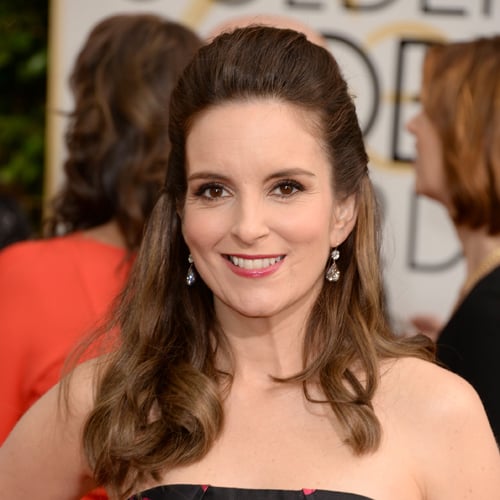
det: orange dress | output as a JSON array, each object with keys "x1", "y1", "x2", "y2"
[{"x1": 0, "y1": 232, "x2": 132, "y2": 443}]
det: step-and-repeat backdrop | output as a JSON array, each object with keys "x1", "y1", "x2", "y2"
[{"x1": 46, "y1": 0, "x2": 499, "y2": 329}]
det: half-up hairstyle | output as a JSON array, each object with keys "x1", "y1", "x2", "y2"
[{"x1": 82, "y1": 26, "x2": 433, "y2": 497}]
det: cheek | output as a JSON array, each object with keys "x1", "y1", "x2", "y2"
[
  {"x1": 275, "y1": 201, "x2": 333, "y2": 243},
  {"x1": 182, "y1": 209, "x2": 226, "y2": 251}
]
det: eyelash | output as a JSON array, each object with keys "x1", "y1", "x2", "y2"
[
  {"x1": 192, "y1": 179, "x2": 305, "y2": 201},
  {"x1": 271, "y1": 179, "x2": 304, "y2": 198},
  {"x1": 193, "y1": 183, "x2": 228, "y2": 200}
]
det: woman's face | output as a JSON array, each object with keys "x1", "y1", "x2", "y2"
[
  {"x1": 406, "y1": 108, "x2": 450, "y2": 207},
  {"x1": 181, "y1": 99, "x2": 356, "y2": 321}
]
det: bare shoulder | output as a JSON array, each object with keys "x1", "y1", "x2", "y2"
[
  {"x1": 379, "y1": 356, "x2": 500, "y2": 500},
  {"x1": 62, "y1": 356, "x2": 104, "y2": 416},
  {"x1": 0, "y1": 357, "x2": 104, "y2": 497},
  {"x1": 381, "y1": 356, "x2": 479, "y2": 408},
  {"x1": 379, "y1": 356, "x2": 492, "y2": 435},
  {"x1": 1, "y1": 356, "x2": 101, "y2": 447}
]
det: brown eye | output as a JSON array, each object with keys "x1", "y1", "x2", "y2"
[
  {"x1": 279, "y1": 184, "x2": 295, "y2": 196},
  {"x1": 272, "y1": 180, "x2": 303, "y2": 197},
  {"x1": 194, "y1": 183, "x2": 229, "y2": 200},
  {"x1": 208, "y1": 186, "x2": 224, "y2": 198}
]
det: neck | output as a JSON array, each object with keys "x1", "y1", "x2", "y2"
[
  {"x1": 455, "y1": 225, "x2": 500, "y2": 298},
  {"x1": 82, "y1": 219, "x2": 127, "y2": 248},
  {"x1": 214, "y1": 304, "x2": 308, "y2": 386},
  {"x1": 456, "y1": 226, "x2": 500, "y2": 272}
]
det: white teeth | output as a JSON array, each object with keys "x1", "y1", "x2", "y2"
[{"x1": 228, "y1": 255, "x2": 283, "y2": 269}]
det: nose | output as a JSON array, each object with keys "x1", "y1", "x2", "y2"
[
  {"x1": 230, "y1": 196, "x2": 270, "y2": 244},
  {"x1": 406, "y1": 111, "x2": 420, "y2": 135}
]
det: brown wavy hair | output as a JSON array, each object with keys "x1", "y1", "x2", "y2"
[
  {"x1": 82, "y1": 26, "x2": 434, "y2": 496},
  {"x1": 422, "y1": 35, "x2": 500, "y2": 234},
  {"x1": 45, "y1": 14, "x2": 202, "y2": 250}
]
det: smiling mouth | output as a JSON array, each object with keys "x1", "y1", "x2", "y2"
[{"x1": 225, "y1": 255, "x2": 285, "y2": 270}]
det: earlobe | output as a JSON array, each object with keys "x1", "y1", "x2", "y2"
[
  {"x1": 176, "y1": 202, "x2": 184, "y2": 222},
  {"x1": 329, "y1": 194, "x2": 357, "y2": 247},
  {"x1": 176, "y1": 206, "x2": 187, "y2": 242},
  {"x1": 176, "y1": 200, "x2": 182, "y2": 215}
]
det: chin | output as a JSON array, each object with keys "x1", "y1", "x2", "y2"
[
  {"x1": 234, "y1": 297, "x2": 289, "y2": 319},
  {"x1": 414, "y1": 181, "x2": 432, "y2": 199},
  {"x1": 417, "y1": 188, "x2": 445, "y2": 205},
  {"x1": 235, "y1": 306, "x2": 278, "y2": 319}
]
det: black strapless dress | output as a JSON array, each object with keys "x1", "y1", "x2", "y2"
[{"x1": 130, "y1": 484, "x2": 374, "y2": 500}]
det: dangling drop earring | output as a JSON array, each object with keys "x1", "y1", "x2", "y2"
[
  {"x1": 186, "y1": 254, "x2": 196, "y2": 286},
  {"x1": 325, "y1": 248, "x2": 340, "y2": 282}
]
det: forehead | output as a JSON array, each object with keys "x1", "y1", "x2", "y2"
[
  {"x1": 185, "y1": 98, "x2": 325, "y2": 154},
  {"x1": 184, "y1": 99, "x2": 332, "y2": 185}
]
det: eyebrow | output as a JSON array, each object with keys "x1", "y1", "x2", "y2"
[
  {"x1": 266, "y1": 168, "x2": 316, "y2": 181},
  {"x1": 187, "y1": 167, "x2": 316, "y2": 182}
]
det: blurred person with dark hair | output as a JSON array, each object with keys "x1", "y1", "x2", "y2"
[
  {"x1": 407, "y1": 35, "x2": 500, "y2": 442},
  {"x1": 0, "y1": 12, "x2": 201, "y2": 444}
]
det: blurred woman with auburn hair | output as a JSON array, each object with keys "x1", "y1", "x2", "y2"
[{"x1": 407, "y1": 35, "x2": 500, "y2": 442}]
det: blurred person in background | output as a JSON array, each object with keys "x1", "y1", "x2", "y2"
[
  {"x1": 0, "y1": 12, "x2": 201, "y2": 444},
  {"x1": 206, "y1": 12, "x2": 328, "y2": 47},
  {"x1": 407, "y1": 35, "x2": 500, "y2": 442}
]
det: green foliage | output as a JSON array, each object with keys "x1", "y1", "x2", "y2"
[{"x1": 0, "y1": 0, "x2": 48, "y2": 231}]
